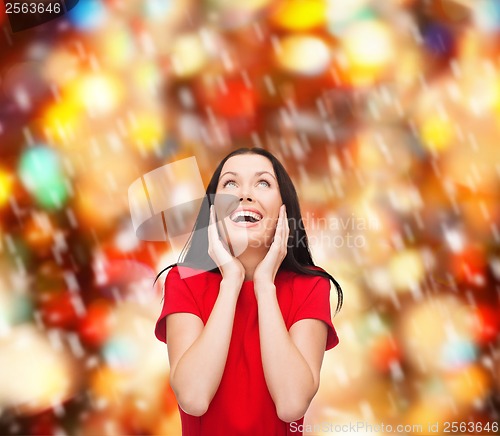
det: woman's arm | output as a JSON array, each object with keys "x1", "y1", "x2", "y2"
[
  {"x1": 253, "y1": 205, "x2": 328, "y2": 422},
  {"x1": 256, "y1": 287, "x2": 328, "y2": 422},
  {"x1": 168, "y1": 205, "x2": 245, "y2": 416},
  {"x1": 167, "y1": 277, "x2": 241, "y2": 416}
]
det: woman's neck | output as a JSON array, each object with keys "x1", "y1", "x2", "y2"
[{"x1": 237, "y1": 249, "x2": 267, "y2": 281}]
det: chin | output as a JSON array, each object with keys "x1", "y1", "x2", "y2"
[
  {"x1": 220, "y1": 217, "x2": 276, "y2": 254},
  {"x1": 231, "y1": 235, "x2": 273, "y2": 255}
]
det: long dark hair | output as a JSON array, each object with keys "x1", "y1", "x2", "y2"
[{"x1": 154, "y1": 147, "x2": 343, "y2": 313}]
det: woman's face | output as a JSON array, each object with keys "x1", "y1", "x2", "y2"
[{"x1": 214, "y1": 154, "x2": 283, "y2": 255}]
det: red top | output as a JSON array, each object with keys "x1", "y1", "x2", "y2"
[{"x1": 155, "y1": 265, "x2": 339, "y2": 436}]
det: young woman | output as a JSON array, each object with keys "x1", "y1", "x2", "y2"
[{"x1": 154, "y1": 147, "x2": 343, "y2": 435}]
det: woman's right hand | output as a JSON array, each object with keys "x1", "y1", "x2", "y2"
[{"x1": 208, "y1": 205, "x2": 245, "y2": 285}]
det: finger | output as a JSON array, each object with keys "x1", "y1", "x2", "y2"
[
  {"x1": 277, "y1": 205, "x2": 284, "y2": 230},
  {"x1": 280, "y1": 207, "x2": 287, "y2": 253},
  {"x1": 208, "y1": 206, "x2": 219, "y2": 248},
  {"x1": 283, "y1": 208, "x2": 290, "y2": 254},
  {"x1": 271, "y1": 207, "x2": 283, "y2": 251},
  {"x1": 208, "y1": 205, "x2": 214, "y2": 235}
]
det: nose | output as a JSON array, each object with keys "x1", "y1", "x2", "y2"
[
  {"x1": 239, "y1": 188, "x2": 253, "y2": 202},
  {"x1": 239, "y1": 185, "x2": 254, "y2": 202}
]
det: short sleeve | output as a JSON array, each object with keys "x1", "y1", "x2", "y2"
[
  {"x1": 154, "y1": 266, "x2": 202, "y2": 344},
  {"x1": 292, "y1": 276, "x2": 339, "y2": 351}
]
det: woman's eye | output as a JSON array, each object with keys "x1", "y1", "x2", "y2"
[
  {"x1": 258, "y1": 180, "x2": 270, "y2": 187},
  {"x1": 223, "y1": 180, "x2": 237, "y2": 188}
]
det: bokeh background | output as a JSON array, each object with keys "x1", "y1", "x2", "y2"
[{"x1": 1, "y1": 0, "x2": 500, "y2": 434}]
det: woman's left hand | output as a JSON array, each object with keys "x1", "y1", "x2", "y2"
[{"x1": 253, "y1": 204, "x2": 289, "y2": 290}]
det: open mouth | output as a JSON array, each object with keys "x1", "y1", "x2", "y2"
[{"x1": 229, "y1": 209, "x2": 263, "y2": 224}]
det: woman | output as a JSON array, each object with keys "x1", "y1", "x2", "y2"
[{"x1": 154, "y1": 147, "x2": 342, "y2": 435}]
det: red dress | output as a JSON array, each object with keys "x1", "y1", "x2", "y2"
[{"x1": 155, "y1": 265, "x2": 339, "y2": 436}]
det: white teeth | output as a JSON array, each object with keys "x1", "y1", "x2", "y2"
[{"x1": 230, "y1": 210, "x2": 262, "y2": 222}]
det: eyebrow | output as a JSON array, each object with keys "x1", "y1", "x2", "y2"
[{"x1": 220, "y1": 171, "x2": 277, "y2": 180}]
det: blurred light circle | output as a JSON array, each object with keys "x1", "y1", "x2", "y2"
[
  {"x1": 0, "y1": 283, "x2": 32, "y2": 328},
  {"x1": 39, "y1": 291, "x2": 80, "y2": 329},
  {"x1": 23, "y1": 214, "x2": 55, "y2": 254},
  {"x1": 199, "y1": 77, "x2": 257, "y2": 118},
  {"x1": 462, "y1": 71, "x2": 500, "y2": 114},
  {"x1": 327, "y1": 1, "x2": 375, "y2": 36},
  {"x1": 474, "y1": 0, "x2": 500, "y2": 32},
  {"x1": 0, "y1": 325, "x2": 79, "y2": 412},
  {"x1": 275, "y1": 35, "x2": 331, "y2": 76},
  {"x1": 128, "y1": 111, "x2": 166, "y2": 151},
  {"x1": 423, "y1": 23, "x2": 454, "y2": 56},
  {"x1": 341, "y1": 20, "x2": 395, "y2": 84},
  {"x1": 69, "y1": 73, "x2": 124, "y2": 116},
  {"x1": 370, "y1": 334, "x2": 402, "y2": 373},
  {"x1": 90, "y1": 365, "x2": 128, "y2": 402},
  {"x1": 78, "y1": 300, "x2": 114, "y2": 348},
  {"x1": 131, "y1": 62, "x2": 161, "y2": 95},
  {"x1": 440, "y1": 339, "x2": 478, "y2": 370},
  {"x1": 171, "y1": 34, "x2": 209, "y2": 78},
  {"x1": 103, "y1": 336, "x2": 138, "y2": 369},
  {"x1": 327, "y1": 0, "x2": 370, "y2": 24},
  {"x1": 419, "y1": 116, "x2": 455, "y2": 152},
  {"x1": 206, "y1": 0, "x2": 271, "y2": 28},
  {"x1": 386, "y1": 182, "x2": 423, "y2": 214},
  {"x1": 443, "y1": 364, "x2": 491, "y2": 407},
  {"x1": 68, "y1": 0, "x2": 108, "y2": 31},
  {"x1": 450, "y1": 245, "x2": 486, "y2": 285},
  {"x1": 95, "y1": 258, "x2": 155, "y2": 302},
  {"x1": 18, "y1": 145, "x2": 70, "y2": 210},
  {"x1": 95, "y1": 24, "x2": 135, "y2": 68},
  {"x1": 0, "y1": 168, "x2": 14, "y2": 208},
  {"x1": 388, "y1": 249, "x2": 425, "y2": 292},
  {"x1": 42, "y1": 100, "x2": 82, "y2": 145},
  {"x1": 76, "y1": 151, "x2": 137, "y2": 229},
  {"x1": 4, "y1": 294, "x2": 33, "y2": 326},
  {"x1": 113, "y1": 223, "x2": 141, "y2": 253},
  {"x1": 42, "y1": 49, "x2": 80, "y2": 86},
  {"x1": 153, "y1": 413, "x2": 182, "y2": 436},
  {"x1": 472, "y1": 304, "x2": 500, "y2": 344},
  {"x1": 143, "y1": 0, "x2": 174, "y2": 19},
  {"x1": 398, "y1": 295, "x2": 476, "y2": 374},
  {"x1": 271, "y1": 0, "x2": 327, "y2": 31},
  {"x1": 365, "y1": 266, "x2": 394, "y2": 298}
]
